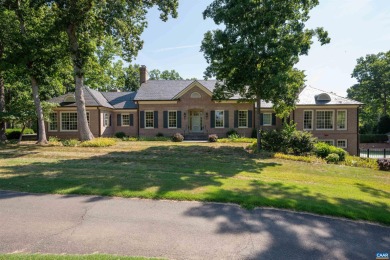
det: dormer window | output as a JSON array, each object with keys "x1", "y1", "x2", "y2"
[
  {"x1": 315, "y1": 93, "x2": 331, "y2": 102},
  {"x1": 64, "y1": 95, "x2": 76, "y2": 103}
]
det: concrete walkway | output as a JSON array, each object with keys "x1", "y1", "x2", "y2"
[{"x1": 0, "y1": 190, "x2": 388, "y2": 259}]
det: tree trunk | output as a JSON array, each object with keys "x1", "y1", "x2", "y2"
[
  {"x1": 17, "y1": 124, "x2": 26, "y2": 144},
  {"x1": 66, "y1": 24, "x2": 94, "y2": 141},
  {"x1": 30, "y1": 76, "x2": 48, "y2": 144},
  {"x1": 256, "y1": 97, "x2": 262, "y2": 152},
  {"x1": 0, "y1": 44, "x2": 7, "y2": 142}
]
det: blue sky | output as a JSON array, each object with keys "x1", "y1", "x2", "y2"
[{"x1": 133, "y1": 0, "x2": 390, "y2": 96}]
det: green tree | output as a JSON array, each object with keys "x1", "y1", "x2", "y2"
[
  {"x1": 201, "y1": 0, "x2": 330, "y2": 150},
  {"x1": 124, "y1": 64, "x2": 141, "y2": 91},
  {"x1": 149, "y1": 69, "x2": 183, "y2": 80},
  {"x1": 1, "y1": 1, "x2": 65, "y2": 144},
  {"x1": 347, "y1": 51, "x2": 390, "y2": 133},
  {"x1": 46, "y1": 0, "x2": 178, "y2": 141}
]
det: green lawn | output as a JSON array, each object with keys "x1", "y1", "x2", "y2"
[
  {"x1": 0, "y1": 141, "x2": 389, "y2": 224},
  {"x1": 0, "y1": 254, "x2": 163, "y2": 260}
]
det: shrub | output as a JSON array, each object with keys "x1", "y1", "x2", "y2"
[
  {"x1": 226, "y1": 129, "x2": 238, "y2": 137},
  {"x1": 208, "y1": 134, "x2": 218, "y2": 142},
  {"x1": 360, "y1": 134, "x2": 388, "y2": 143},
  {"x1": 172, "y1": 133, "x2": 184, "y2": 142},
  {"x1": 114, "y1": 132, "x2": 126, "y2": 139},
  {"x1": 156, "y1": 132, "x2": 164, "y2": 137},
  {"x1": 218, "y1": 137, "x2": 256, "y2": 143},
  {"x1": 81, "y1": 138, "x2": 117, "y2": 147},
  {"x1": 48, "y1": 136, "x2": 62, "y2": 146},
  {"x1": 377, "y1": 158, "x2": 390, "y2": 171},
  {"x1": 138, "y1": 136, "x2": 171, "y2": 141},
  {"x1": 289, "y1": 131, "x2": 316, "y2": 155},
  {"x1": 61, "y1": 139, "x2": 80, "y2": 147},
  {"x1": 260, "y1": 129, "x2": 285, "y2": 152},
  {"x1": 228, "y1": 133, "x2": 240, "y2": 140},
  {"x1": 342, "y1": 156, "x2": 378, "y2": 170},
  {"x1": 5, "y1": 128, "x2": 34, "y2": 139},
  {"x1": 314, "y1": 142, "x2": 347, "y2": 161},
  {"x1": 251, "y1": 128, "x2": 258, "y2": 138},
  {"x1": 325, "y1": 153, "x2": 340, "y2": 164}
]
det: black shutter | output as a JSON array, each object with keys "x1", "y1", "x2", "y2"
[
  {"x1": 248, "y1": 110, "x2": 253, "y2": 128},
  {"x1": 260, "y1": 113, "x2": 263, "y2": 126},
  {"x1": 234, "y1": 110, "x2": 238, "y2": 128},
  {"x1": 224, "y1": 110, "x2": 229, "y2": 128},
  {"x1": 272, "y1": 113, "x2": 276, "y2": 125},
  {"x1": 154, "y1": 111, "x2": 158, "y2": 128},
  {"x1": 140, "y1": 111, "x2": 145, "y2": 128},
  {"x1": 163, "y1": 111, "x2": 168, "y2": 128},
  {"x1": 130, "y1": 114, "x2": 134, "y2": 126},
  {"x1": 177, "y1": 111, "x2": 182, "y2": 128},
  {"x1": 210, "y1": 110, "x2": 215, "y2": 128},
  {"x1": 117, "y1": 114, "x2": 121, "y2": 126},
  {"x1": 109, "y1": 114, "x2": 112, "y2": 126}
]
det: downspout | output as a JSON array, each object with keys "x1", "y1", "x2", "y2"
[
  {"x1": 97, "y1": 107, "x2": 101, "y2": 137},
  {"x1": 357, "y1": 106, "x2": 360, "y2": 156}
]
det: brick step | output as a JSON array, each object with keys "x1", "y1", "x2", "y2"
[{"x1": 185, "y1": 133, "x2": 208, "y2": 140}]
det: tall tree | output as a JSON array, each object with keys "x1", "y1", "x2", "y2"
[
  {"x1": 201, "y1": 0, "x2": 330, "y2": 150},
  {"x1": 2, "y1": 1, "x2": 65, "y2": 144},
  {"x1": 47, "y1": 0, "x2": 178, "y2": 141},
  {"x1": 347, "y1": 51, "x2": 390, "y2": 132},
  {"x1": 149, "y1": 69, "x2": 183, "y2": 80}
]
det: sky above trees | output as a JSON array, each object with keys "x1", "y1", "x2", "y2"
[{"x1": 133, "y1": 0, "x2": 390, "y2": 96}]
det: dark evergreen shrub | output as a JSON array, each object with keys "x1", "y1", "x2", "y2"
[{"x1": 172, "y1": 133, "x2": 184, "y2": 142}]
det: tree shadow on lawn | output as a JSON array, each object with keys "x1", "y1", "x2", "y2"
[
  {"x1": 183, "y1": 201, "x2": 390, "y2": 259},
  {"x1": 0, "y1": 145, "x2": 279, "y2": 200}
]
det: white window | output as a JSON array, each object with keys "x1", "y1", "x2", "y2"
[
  {"x1": 215, "y1": 110, "x2": 224, "y2": 128},
  {"x1": 337, "y1": 110, "x2": 347, "y2": 130},
  {"x1": 168, "y1": 111, "x2": 177, "y2": 128},
  {"x1": 49, "y1": 112, "x2": 58, "y2": 131},
  {"x1": 238, "y1": 110, "x2": 248, "y2": 128},
  {"x1": 103, "y1": 113, "x2": 110, "y2": 127},
  {"x1": 303, "y1": 110, "x2": 313, "y2": 130},
  {"x1": 316, "y1": 111, "x2": 334, "y2": 130},
  {"x1": 263, "y1": 113, "x2": 272, "y2": 126},
  {"x1": 122, "y1": 114, "x2": 130, "y2": 126},
  {"x1": 145, "y1": 111, "x2": 154, "y2": 128},
  {"x1": 337, "y1": 139, "x2": 347, "y2": 148},
  {"x1": 61, "y1": 112, "x2": 78, "y2": 131},
  {"x1": 321, "y1": 139, "x2": 335, "y2": 146}
]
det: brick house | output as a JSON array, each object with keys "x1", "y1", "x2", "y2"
[{"x1": 47, "y1": 66, "x2": 362, "y2": 155}]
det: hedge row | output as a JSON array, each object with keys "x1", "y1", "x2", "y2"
[{"x1": 360, "y1": 134, "x2": 388, "y2": 143}]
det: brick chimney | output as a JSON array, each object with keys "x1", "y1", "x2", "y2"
[{"x1": 140, "y1": 65, "x2": 149, "y2": 84}]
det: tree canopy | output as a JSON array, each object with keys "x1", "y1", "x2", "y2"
[
  {"x1": 347, "y1": 51, "x2": 390, "y2": 133},
  {"x1": 149, "y1": 69, "x2": 183, "y2": 80},
  {"x1": 201, "y1": 0, "x2": 330, "y2": 149}
]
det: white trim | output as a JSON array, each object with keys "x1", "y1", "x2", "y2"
[
  {"x1": 262, "y1": 113, "x2": 272, "y2": 126},
  {"x1": 315, "y1": 110, "x2": 334, "y2": 130},
  {"x1": 303, "y1": 110, "x2": 313, "y2": 130},
  {"x1": 215, "y1": 110, "x2": 224, "y2": 128},
  {"x1": 121, "y1": 114, "x2": 130, "y2": 126},
  {"x1": 190, "y1": 92, "x2": 201, "y2": 99},
  {"x1": 319, "y1": 139, "x2": 335, "y2": 146},
  {"x1": 336, "y1": 110, "x2": 348, "y2": 130},
  {"x1": 145, "y1": 110, "x2": 154, "y2": 129},
  {"x1": 137, "y1": 101, "x2": 178, "y2": 105},
  {"x1": 103, "y1": 113, "x2": 110, "y2": 127},
  {"x1": 214, "y1": 100, "x2": 239, "y2": 104},
  {"x1": 168, "y1": 110, "x2": 177, "y2": 129},
  {"x1": 336, "y1": 139, "x2": 348, "y2": 148},
  {"x1": 238, "y1": 110, "x2": 248, "y2": 128},
  {"x1": 173, "y1": 81, "x2": 213, "y2": 99},
  {"x1": 60, "y1": 111, "x2": 78, "y2": 132}
]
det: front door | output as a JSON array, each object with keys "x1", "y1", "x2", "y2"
[{"x1": 190, "y1": 111, "x2": 203, "y2": 132}]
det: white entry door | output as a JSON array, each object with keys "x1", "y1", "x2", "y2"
[{"x1": 192, "y1": 115, "x2": 201, "y2": 132}]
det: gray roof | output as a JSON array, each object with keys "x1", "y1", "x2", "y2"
[
  {"x1": 49, "y1": 87, "x2": 112, "y2": 108},
  {"x1": 297, "y1": 86, "x2": 362, "y2": 105},
  {"x1": 101, "y1": 92, "x2": 137, "y2": 109},
  {"x1": 48, "y1": 87, "x2": 137, "y2": 109}
]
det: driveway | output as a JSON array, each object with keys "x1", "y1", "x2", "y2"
[{"x1": 0, "y1": 190, "x2": 388, "y2": 259}]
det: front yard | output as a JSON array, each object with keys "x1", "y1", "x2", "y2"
[{"x1": 0, "y1": 141, "x2": 389, "y2": 224}]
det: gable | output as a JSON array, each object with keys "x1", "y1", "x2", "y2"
[{"x1": 172, "y1": 81, "x2": 213, "y2": 99}]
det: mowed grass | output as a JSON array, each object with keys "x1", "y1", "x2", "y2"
[
  {"x1": 0, "y1": 254, "x2": 163, "y2": 260},
  {"x1": 0, "y1": 141, "x2": 389, "y2": 224}
]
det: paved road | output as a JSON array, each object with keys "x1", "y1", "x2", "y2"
[{"x1": 0, "y1": 190, "x2": 388, "y2": 260}]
